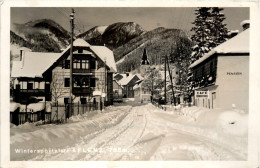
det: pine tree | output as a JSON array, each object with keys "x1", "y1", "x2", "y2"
[
  {"x1": 190, "y1": 7, "x2": 229, "y2": 64},
  {"x1": 188, "y1": 7, "x2": 229, "y2": 96},
  {"x1": 210, "y1": 7, "x2": 229, "y2": 47},
  {"x1": 190, "y1": 7, "x2": 212, "y2": 64}
]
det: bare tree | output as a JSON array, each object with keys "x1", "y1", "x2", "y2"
[{"x1": 51, "y1": 71, "x2": 68, "y2": 103}]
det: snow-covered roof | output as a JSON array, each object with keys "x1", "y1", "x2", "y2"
[
  {"x1": 190, "y1": 28, "x2": 249, "y2": 68},
  {"x1": 12, "y1": 39, "x2": 117, "y2": 78},
  {"x1": 73, "y1": 38, "x2": 90, "y2": 47},
  {"x1": 90, "y1": 46, "x2": 117, "y2": 72},
  {"x1": 118, "y1": 73, "x2": 141, "y2": 86},
  {"x1": 11, "y1": 52, "x2": 61, "y2": 78},
  {"x1": 113, "y1": 80, "x2": 124, "y2": 89}
]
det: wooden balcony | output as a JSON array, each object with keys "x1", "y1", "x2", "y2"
[
  {"x1": 72, "y1": 69, "x2": 94, "y2": 74},
  {"x1": 72, "y1": 87, "x2": 93, "y2": 95},
  {"x1": 19, "y1": 89, "x2": 48, "y2": 96}
]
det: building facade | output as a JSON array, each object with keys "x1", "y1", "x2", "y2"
[
  {"x1": 190, "y1": 28, "x2": 249, "y2": 112},
  {"x1": 11, "y1": 39, "x2": 116, "y2": 106}
]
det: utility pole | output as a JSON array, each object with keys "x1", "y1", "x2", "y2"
[
  {"x1": 69, "y1": 8, "x2": 75, "y2": 120},
  {"x1": 164, "y1": 56, "x2": 167, "y2": 104},
  {"x1": 166, "y1": 56, "x2": 176, "y2": 106}
]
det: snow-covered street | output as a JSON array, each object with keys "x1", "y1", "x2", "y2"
[{"x1": 10, "y1": 102, "x2": 248, "y2": 161}]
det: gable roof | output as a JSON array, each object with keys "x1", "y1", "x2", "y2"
[
  {"x1": 90, "y1": 46, "x2": 117, "y2": 72},
  {"x1": 73, "y1": 38, "x2": 90, "y2": 47},
  {"x1": 118, "y1": 74, "x2": 141, "y2": 86},
  {"x1": 11, "y1": 52, "x2": 60, "y2": 78},
  {"x1": 190, "y1": 28, "x2": 249, "y2": 68},
  {"x1": 12, "y1": 39, "x2": 117, "y2": 78}
]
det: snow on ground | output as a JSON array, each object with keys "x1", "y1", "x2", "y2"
[
  {"x1": 10, "y1": 102, "x2": 248, "y2": 161},
  {"x1": 10, "y1": 105, "x2": 132, "y2": 160},
  {"x1": 147, "y1": 105, "x2": 248, "y2": 160}
]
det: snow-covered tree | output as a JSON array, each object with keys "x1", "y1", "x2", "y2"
[
  {"x1": 188, "y1": 7, "x2": 229, "y2": 96},
  {"x1": 190, "y1": 7, "x2": 213, "y2": 63},
  {"x1": 142, "y1": 66, "x2": 163, "y2": 94},
  {"x1": 190, "y1": 7, "x2": 229, "y2": 64},
  {"x1": 210, "y1": 7, "x2": 229, "y2": 46}
]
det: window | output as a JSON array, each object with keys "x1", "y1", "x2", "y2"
[
  {"x1": 64, "y1": 97, "x2": 69, "y2": 104},
  {"x1": 90, "y1": 60, "x2": 96, "y2": 69},
  {"x1": 64, "y1": 78, "x2": 70, "y2": 87},
  {"x1": 90, "y1": 78, "x2": 96, "y2": 87},
  {"x1": 82, "y1": 77, "x2": 90, "y2": 87},
  {"x1": 27, "y1": 83, "x2": 33, "y2": 90},
  {"x1": 65, "y1": 60, "x2": 70, "y2": 69},
  {"x1": 73, "y1": 77, "x2": 81, "y2": 87},
  {"x1": 73, "y1": 59, "x2": 81, "y2": 69},
  {"x1": 78, "y1": 48, "x2": 83, "y2": 53},
  {"x1": 80, "y1": 98, "x2": 86, "y2": 104},
  {"x1": 82, "y1": 59, "x2": 89, "y2": 69}
]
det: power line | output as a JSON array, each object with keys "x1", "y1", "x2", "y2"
[{"x1": 62, "y1": 8, "x2": 84, "y2": 33}]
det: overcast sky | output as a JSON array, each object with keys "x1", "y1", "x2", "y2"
[{"x1": 11, "y1": 7, "x2": 249, "y2": 33}]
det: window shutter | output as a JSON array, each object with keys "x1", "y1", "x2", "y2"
[
  {"x1": 90, "y1": 78, "x2": 96, "y2": 87},
  {"x1": 90, "y1": 60, "x2": 96, "y2": 69}
]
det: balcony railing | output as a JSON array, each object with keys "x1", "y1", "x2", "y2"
[
  {"x1": 72, "y1": 69, "x2": 94, "y2": 74},
  {"x1": 72, "y1": 87, "x2": 93, "y2": 94},
  {"x1": 19, "y1": 89, "x2": 48, "y2": 96}
]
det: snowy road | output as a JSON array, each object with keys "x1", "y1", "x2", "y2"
[{"x1": 10, "y1": 102, "x2": 247, "y2": 161}]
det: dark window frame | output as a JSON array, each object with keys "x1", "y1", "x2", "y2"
[
  {"x1": 27, "y1": 82, "x2": 33, "y2": 90},
  {"x1": 64, "y1": 78, "x2": 70, "y2": 87},
  {"x1": 65, "y1": 60, "x2": 70, "y2": 69}
]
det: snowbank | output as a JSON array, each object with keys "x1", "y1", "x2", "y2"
[
  {"x1": 19, "y1": 102, "x2": 51, "y2": 112},
  {"x1": 217, "y1": 111, "x2": 248, "y2": 136},
  {"x1": 10, "y1": 102, "x2": 21, "y2": 112},
  {"x1": 150, "y1": 104, "x2": 248, "y2": 159},
  {"x1": 10, "y1": 105, "x2": 132, "y2": 160}
]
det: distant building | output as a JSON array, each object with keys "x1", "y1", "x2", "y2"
[
  {"x1": 190, "y1": 28, "x2": 249, "y2": 111},
  {"x1": 133, "y1": 80, "x2": 151, "y2": 103},
  {"x1": 11, "y1": 39, "x2": 116, "y2": 106},
  {"x1": 113, "y1": 79, "x2": 123, "y2": 102},
  {"x1": 114, "y1": 73, "x2": 142, "y2": 98}
]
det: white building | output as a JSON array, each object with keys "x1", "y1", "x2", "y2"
[{"x1": 190, "y1": 28, "x2": 249, "y2": 112}]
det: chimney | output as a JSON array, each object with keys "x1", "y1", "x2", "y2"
[
  {"x1": 240, "y1": 20, "x2": 250, "y2": 31},
  {"x1": 126, "y1": 72, "x2": 129, "y2": 77},
  {"x1": 19, "y1": 47, "x2": 31, "y2": 68}
]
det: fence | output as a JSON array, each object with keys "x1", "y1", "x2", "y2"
[
  {"x1": 10, "y1": 101, "x2": 98, "y2": 126},
  {"x1": 51, "y1": 102, "x2": 99, "y2": 124},
  {"x1": 10, "y1": 108, "x2": 51, "y2": 126}
]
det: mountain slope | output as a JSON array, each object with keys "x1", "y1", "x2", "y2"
[
  {"x1": 115, "y1": 27, "x2": 192, "y2": 72},
  {"x1": 78, "y1": 22, "x2": 145, "y2": 50},
  {"x1": 77, "y1": 26, "x2": 108, "y2": 46},
  {"x1": 11, "y1": 19, "x2": 70, "y2": 52}
]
